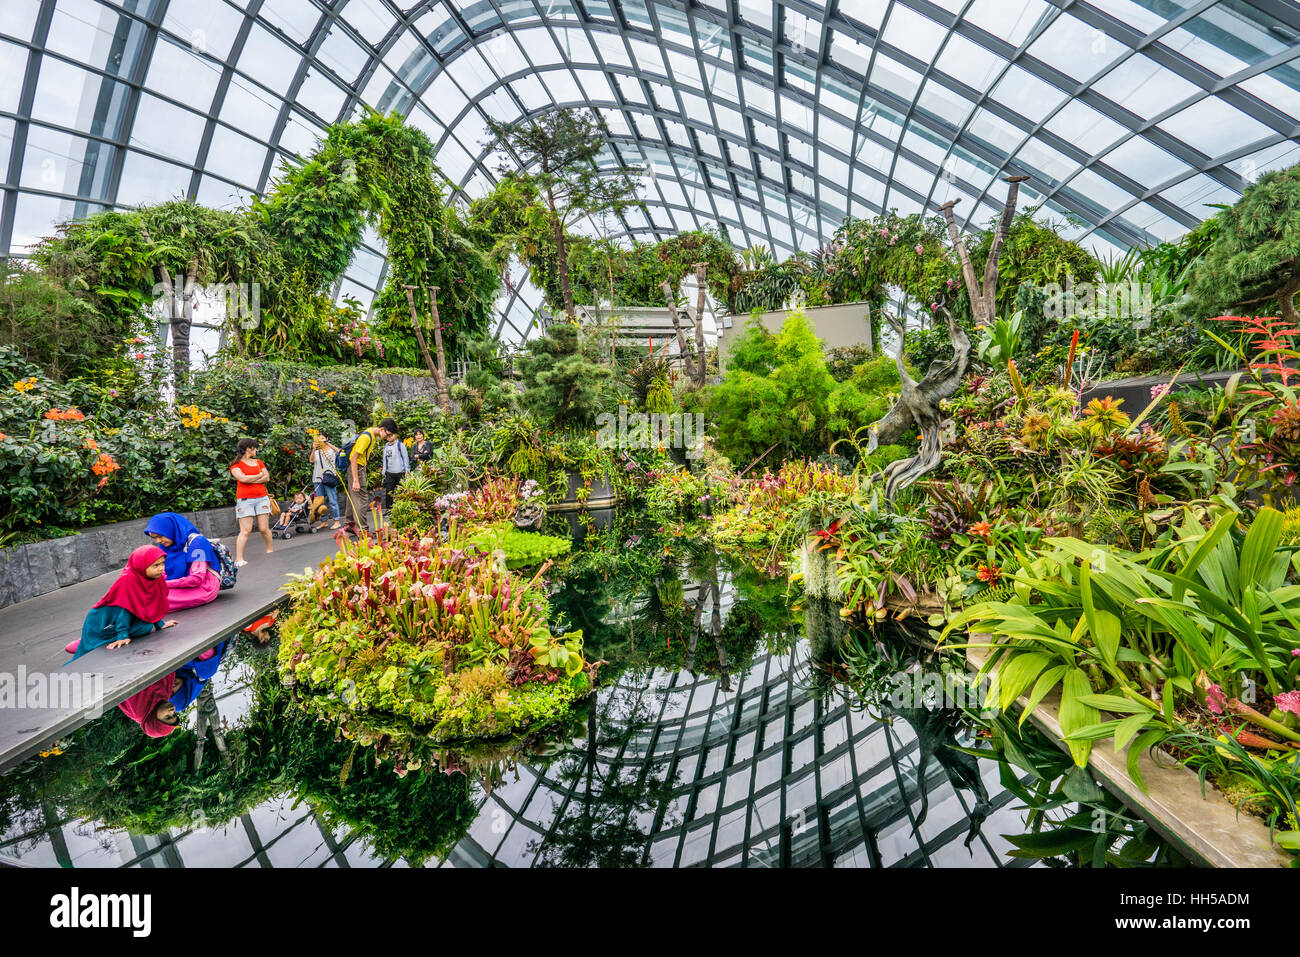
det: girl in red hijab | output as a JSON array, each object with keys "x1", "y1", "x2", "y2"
[{"x1": 66, "y1": 546, "x2": 178, "y2": 663}]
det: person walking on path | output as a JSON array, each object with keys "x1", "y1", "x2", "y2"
[
  {"x1": 382, "y1": 428, "x2": 411, "y2": 512},
  {"x1": 311, "y1": 434, "x2": 342, "y2": 529},
  {"x1": 344, "y1": 418, "x2": 395, "y2": 534},
  {"x1": 230, "y1": 437, "x2": 273, "y2": 565}
]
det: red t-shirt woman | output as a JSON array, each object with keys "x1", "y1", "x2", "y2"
[{"x1": 230, "y1": 458, "x2": 268, "y2": 498}]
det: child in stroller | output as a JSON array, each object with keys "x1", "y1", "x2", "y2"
[{"x1": 272, "y1": 490, "x2": 312, "y2": 539}]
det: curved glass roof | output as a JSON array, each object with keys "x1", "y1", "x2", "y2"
[{"x1": 2, "y1": 0, "x2": 1298, "y2": 342}]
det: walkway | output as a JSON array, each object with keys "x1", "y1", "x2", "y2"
[{"x1": 0, "y1": 532, "x2": 340, "y2": 771}]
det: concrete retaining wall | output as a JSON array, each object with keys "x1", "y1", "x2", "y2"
[
  {"x1": 0, "y1": 506, "x2": 241, "y2": 610},
  {"x1": 1077, "y1": 368, "x2": 1243, "y2": 413}
]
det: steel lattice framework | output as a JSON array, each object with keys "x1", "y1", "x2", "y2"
[{"x1": 1, "y1": 0, "x2": 1297, "y2": 343}]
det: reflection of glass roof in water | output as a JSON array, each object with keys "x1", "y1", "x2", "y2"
[
  {"x1": 3, "y1": 0, "x2": 1298, "y2": 341},
  {"x1": 0, "y1": 642, "x2": 1030, "y2": 868}
]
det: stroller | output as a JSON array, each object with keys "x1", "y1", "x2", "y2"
[{"x1": 272, "y1": 486, "x2": 318, "y2": 540}]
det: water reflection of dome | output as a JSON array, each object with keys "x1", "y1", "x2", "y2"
[{"x1": 445, "y1": 643, "x2": 1031, "y2": 868}]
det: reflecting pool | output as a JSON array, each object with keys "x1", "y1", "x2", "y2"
[{"x1": 0, "y1": 533, "x2": 1098, "y2": 868}]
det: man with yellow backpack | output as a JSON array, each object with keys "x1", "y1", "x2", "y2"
[{"x1": 337, "y1": 417, "x2": 396, "y2": 534}]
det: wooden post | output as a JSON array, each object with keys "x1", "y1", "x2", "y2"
[
  {"x1": 661, "y1": 280, "x2": 694, "y2": 376},
  {"x1": 402, "y1": 284, "x2": 440, "y2": 384},
  {"x1": 693, "y1": 263, "x2": 708, "y2": 387},
  {"x1": 425, "y1": 286, "x2": 451, "y2": 413}
]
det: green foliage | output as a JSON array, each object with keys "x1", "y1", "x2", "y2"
[
  {"x1": 0, "y1": 260, "x2": 128, "y2": 381},
  {"x1": 261, "y1": 111, "x2": 500, "y2": 363},
  {"x1": 825, "y1": 344, "x2": 876, "y2": 382},
  {"x1": 705, "y1": 313, "x2": 901, "y2": 465},
  {"x1": 451, "y1": 335, "x2": 520, "y2": 422},
  {"x1": 516, "y1": 321, "x2": 614, "y2": 430},
  {"x1": 463, "y1": 522, "x2": 572, "y2": 569},
  {"x1": 279, "y1": 535, "x2": 591, "y2": 744},
  {"x1": 967, "y1": 211, "x2": 1100, "y2": 321},
  {"x1": 482, "y1": 109, "x2": 642, "y2": 316},
  {"x1": 1184, "y1": 163, "x2": 1300, "y2": 321},
  {"x1": 0, "y1": 349, "x2": 246, "y2": 540}
]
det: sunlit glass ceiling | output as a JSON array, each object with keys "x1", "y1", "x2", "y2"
[{"x1": 2, "y1": 0, "x2": 1299, "y2": 343}]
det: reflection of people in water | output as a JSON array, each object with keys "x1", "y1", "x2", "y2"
[{"x1": 117, "y1": 639, "x2": 230, "y2": 737}]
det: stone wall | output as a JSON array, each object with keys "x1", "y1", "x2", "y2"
[
  {"x1": 374, "y1": 372, "x2": 444, "y2": 407},
  {"x1": 0, "y1": 506, "x2": 241, "y2": 609}
]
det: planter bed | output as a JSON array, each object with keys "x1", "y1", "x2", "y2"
[{"x1": 967, "y1": 642, "x2": 1291, "y2": 867}]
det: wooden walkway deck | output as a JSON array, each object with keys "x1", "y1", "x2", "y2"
[{"x1": 0, "y1": 533, "x2": 340, "y2": 771}]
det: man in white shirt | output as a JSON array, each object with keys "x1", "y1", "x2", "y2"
[{"x1": 381, "y1": 430, "x2": 411, "y2": 513}]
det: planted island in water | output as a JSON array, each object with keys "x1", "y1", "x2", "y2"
[{"x1": 278, "y1": 533, "x2": 593, "y2": 746}]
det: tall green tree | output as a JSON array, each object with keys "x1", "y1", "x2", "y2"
[
  {"x1": 483, "y1": 110, "x2": 642, "y2": 318},
  {"x1": 1186, "y1": 163, "x2": 1300, "y2": 323},
  {"x1": 516, "y1": 320, "x2": 612, "y2": 429}
]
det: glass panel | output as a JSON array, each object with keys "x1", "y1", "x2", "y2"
[
  {"x1": 128, "y1": 92, "x2": 205, "y2": 165},
  {"x1": 1093, "y1": 53, "x2": 1202, "y2": 120},
  {"x1": 21, "y1": 123, "x2": 115, "y2": 200},
  {"x1": 163, "y1": 0, "x2": 243, "y2": 60},
  {"x1": 1158, "y1": 95, "x2": 1274, "y2": 157},
  {"x1": 1027, "y1": 12, "x2": 1124, "y2": 82}
]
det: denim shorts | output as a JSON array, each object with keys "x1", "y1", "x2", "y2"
[{"x1": 235, "y1": 495, "x2": 272, "y2": 519}]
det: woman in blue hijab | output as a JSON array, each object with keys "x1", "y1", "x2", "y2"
[{"x1": 144, "y1": 512, "x2": 222, "y2": 611}]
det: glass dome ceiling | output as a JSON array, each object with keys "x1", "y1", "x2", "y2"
[{"x1": 1, "y1": 0, "x2": 1298, "y2": 343}]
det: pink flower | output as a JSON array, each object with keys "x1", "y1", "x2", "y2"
[
  {"x1": 1205, "y1": 683, "x2": 1226, "y2": 714},
  {"x1": 1274, "y1": 691, "x2": 1300, "y2": 716},
  {"x1": 1150, "y1": 384, "x2": 1169, "y2": 400},
  {"x1": 914, "y1": 244, "x2": 924, "y2": 254}
]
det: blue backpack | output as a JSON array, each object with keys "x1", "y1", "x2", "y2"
[
  {"x1": 190, "y1": 533, "x2": 238, "y2": 590},
  {"x1": 335, "y1": 432, "x2": 364, "y2": 474}
]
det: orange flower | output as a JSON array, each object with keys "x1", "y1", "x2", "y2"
[
  {"x1": 0, "y1": 432, "x2": 7, "y2": 442},
  {"x1": 83, "y1": 438, "x2": 98, "y2": 451},
  {"x1": 91, "y1": 452, "x2": 119, "y2": 476},
  {"x1": 967, "y1": 521, "x2": 993, "y2": 539},
  {"x1": 976, "y1": 564, "x2": 1002, "y2": 584},
  {"x1": 44, "y1": 407, "x2": 86, "y2": 422}
]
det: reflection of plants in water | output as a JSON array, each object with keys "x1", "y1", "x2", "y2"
[
  {"x1": 951, "y1": 710, "x2": 1188, "y2": 868},
  {"x1": 0, "y1": 643, "x2": 483, "y2": 866},
  {"x1": 0, "y1": 644, "x2": 280, "y2": 842},
  {"x1": 528, "y1": 677, "x2": 680, "y2": 868},
  {"x1": 836, "y1": 627, "x2": 991, "y2": 849},
  {"x1": 270, "y1": 679, "x2": 477, "y2": 866},
  {"x1": 552, "y1": 530, "x2": 798, "y2": 687}
]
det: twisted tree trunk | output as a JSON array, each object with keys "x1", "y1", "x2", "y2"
[
  {"x1": 662, "y1": 280, "x2": 699, "y2": 386},
  {"x1": 938, "y1": 174, "x2": 1028, "y2": 326},
  {"x1": 873, "y1": 307, "x2": 971, "y2": 499},
  {"x1": 869, "y1": 174, "x2": 1025, "y2": 498},
  {"x1": 693, "y1": 263, "x2": 708, "y2": 386}
]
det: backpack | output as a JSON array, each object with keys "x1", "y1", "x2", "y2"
[
  {"x1": 335, "y1": 432, "x2": 365, "y2": 474},
  {"x1": 191, "y1": 533, "x2": 238, "y2": 590}
]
